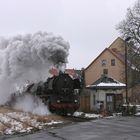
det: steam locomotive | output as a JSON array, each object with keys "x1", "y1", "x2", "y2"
[{"x1": 23, "y1": 72, "x2": 81, "y2": 115}]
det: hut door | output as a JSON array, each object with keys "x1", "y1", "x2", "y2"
[{"x1": 106, "y1": 94, "x2": 114, "y2": 112}]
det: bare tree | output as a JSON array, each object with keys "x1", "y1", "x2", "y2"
[
  {"x1": 117, "y1": 0, "x2": 140, "y2": 103},
  {"x1": 117, "y1": 0, "x2": 140, "y2": 48},
  {"x1": 117, "y1": 0, "x2": 140, "y2": 76}
]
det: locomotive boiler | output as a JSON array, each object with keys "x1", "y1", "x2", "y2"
[{"x1": 24, "y1": 72, "x2": 81, "y2": 115}]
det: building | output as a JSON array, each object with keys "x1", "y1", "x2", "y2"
[
  {"x1": 86, "y1": 75, "x2": 125, "y2": 113},
  {"x1": 85, "y1": 37, "x2": 126, "y2": 86},
  {"x1": 81, "y1": 37, "x2": 128, "y2": 112}
]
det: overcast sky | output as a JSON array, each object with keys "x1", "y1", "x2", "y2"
[{"x1": 0, "y1": 0, "x2": 136, "y2": 69}]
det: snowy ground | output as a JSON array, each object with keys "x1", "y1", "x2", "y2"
[
  {"x1": 0, "y1": 106, "x2": 63, "y2": 135},
  {"x1": 0, "y1": 108, "x2": 105, "y2": 135},
  {"x1": 0, "y1": 106, "x2": 126, "y2": 136},
  {"x1": 73, "y1": 111, "x2": 102, "y2": 119},
  {"x1": 135, "y1": 112, "x2": 140, "y2": 116}
]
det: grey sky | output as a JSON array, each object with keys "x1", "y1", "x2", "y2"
[{"x1": 0, "y1": 0, "x2": 135, "y2": 69}]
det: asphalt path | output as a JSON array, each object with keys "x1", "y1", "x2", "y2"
[{"x1": 1, "y1": 116, "x2": 140, "y2": 140}]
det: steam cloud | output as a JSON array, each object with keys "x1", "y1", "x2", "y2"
[
  {"x1": 13, "y1": 94, "x2": 51, "y2": 115},
  {"x1": 0, "y1": 31, "x2": 70, "y2": 113}
]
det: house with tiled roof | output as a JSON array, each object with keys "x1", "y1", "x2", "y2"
[
  {"x1": 80, "y1": 37, "x2": 128, "y2": 112},
  {"x1": 85, "y1": 37, "x2": 126, "y2": 86}
]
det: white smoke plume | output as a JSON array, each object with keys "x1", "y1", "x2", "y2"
[
  {"x1": 0, "y1": 31, "x2": 70, "y2": 109},
  {"x1": 13, "y1": 94, "x2": 50, "y2": 115}
]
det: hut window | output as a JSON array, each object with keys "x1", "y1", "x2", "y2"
[{"x1": 107, "y1": 95, "x2": 113, "y2": 102}]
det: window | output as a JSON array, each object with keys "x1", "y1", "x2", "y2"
[
  {"x1": 111, "y1": 59, "x2": 115, "y2": 66},
  {"x1": 107, "y1": 95, "x2": 113, "y2": 102},
  {"x1": 101, "y1": 59, "x2": 107, "y2": 66},
  {"x1": 103, "y1": 69, "x2": 108, "y2": 75}
]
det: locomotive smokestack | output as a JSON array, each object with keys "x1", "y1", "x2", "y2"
[{"x1": 57, "y1": 62, "x2": 66, "y2": 74}]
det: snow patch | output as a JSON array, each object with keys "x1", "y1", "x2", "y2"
[{"x1": 73, "y1": 112, "x2": 102, "y2": 119}]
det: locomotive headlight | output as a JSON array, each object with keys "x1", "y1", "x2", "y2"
[
  {"x1": 57, "y1": 100, "x2": 60, "y2": 103},
  {"x1": 74, "y1": 100, "x2": 78, "y2": 103}
]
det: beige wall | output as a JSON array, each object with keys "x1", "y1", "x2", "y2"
[
  {"x1": 109, "y1": 37, "x2": 125, "y2": 55},
  {"x1": 85, "y1": 49, "x2": 125, "y2": 86}
]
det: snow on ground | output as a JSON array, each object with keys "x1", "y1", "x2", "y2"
[
  {"x1": 0, "y1": 110, "x2": 108, "y2": 135},
  {"x1": 73, "y1": 111, "x2": 102, "y2": 119},
  {"x1": 0, "y1": 106, "x2": 128, "y2": 135},
  {"x1": 104, "y1": 113, "x2": 122, "y2": 119},
  {"x1": 135, "y1": 112, "x2": 140, "y2": 116},
  {"x1": 0, "y1": 108, "x2": 63, "y2": 135}
]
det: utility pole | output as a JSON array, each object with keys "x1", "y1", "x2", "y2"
[{"x1": 125, "y1": 37, "x2": 131, "y2": 115}]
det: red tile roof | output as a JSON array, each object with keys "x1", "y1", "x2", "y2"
[
  {"x1": 49, "y1": 68, "x2": 59, "y2": 76},
  {"x1": 49, "y1": 68, "x2": 81, "y2": 78}
]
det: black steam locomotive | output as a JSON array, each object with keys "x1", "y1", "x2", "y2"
[{"x1": 24, "y1": 72, "x2": 81, "y2": 115}]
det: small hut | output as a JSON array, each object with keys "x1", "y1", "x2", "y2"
[{"x1": 86, "y1": 75, "x2": 125, "y2": 113}]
